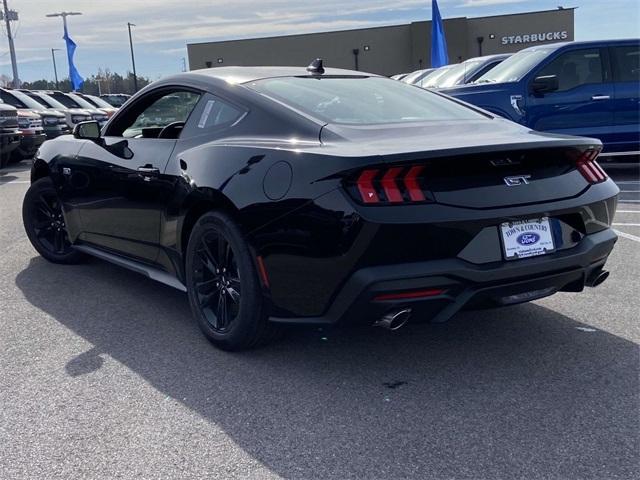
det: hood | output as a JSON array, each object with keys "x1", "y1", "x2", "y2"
[
  {"x1": 38, "y1": 109, "x2": 65, "y2": 119},
  {"x1": 0, "y1": 103, "x2": 17, "y2": 112},
  {"x1": 67, "y1": 108, "x2": 94, "y2": 116},
  {"x1": 437, "y1": 82, "x2": 516, "y2": 99}
]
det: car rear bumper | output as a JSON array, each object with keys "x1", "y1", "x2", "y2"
[{"x1": 269, "y1": 228, "x2": 617, "y2": 326}]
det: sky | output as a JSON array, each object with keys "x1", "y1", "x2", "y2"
[{"x1": 1, "y1": 0, "x2": 638, "y2": 83}]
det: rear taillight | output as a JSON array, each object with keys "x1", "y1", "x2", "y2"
[
  {"x1": 353, "y1": 166, "x2": 432, "y2": 204},
  {"x1": 575, "y1": 147, "x2": 607, "y2": 184}
]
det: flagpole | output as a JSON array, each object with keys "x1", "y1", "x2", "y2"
[
  {"x1": 46, "y1": 11, "x2": 83, "y2": 90},
  {"x1": 127, "y1": 22, "x2": 138, "y2": 92}
]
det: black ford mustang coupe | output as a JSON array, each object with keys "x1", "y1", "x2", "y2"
[{"x1": 23, "y1": 61, "x2": 619, "y2": 350}]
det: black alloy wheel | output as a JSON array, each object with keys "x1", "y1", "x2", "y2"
[
  {"x1": 22, "y1": 177, "x2": 85, "y2": 264},
  {"x1": 186, "y1": 211, "x2": 280, "y2": 350},
  {"x1": 193, "y1": 231, "x2": 242, "y2": 332}
]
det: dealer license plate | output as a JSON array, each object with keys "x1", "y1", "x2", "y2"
[{"x1": 500, "y1": 218, "x2": 555, "y2": 260}]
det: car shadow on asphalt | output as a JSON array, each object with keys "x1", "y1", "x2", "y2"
[{"x1": 15, "y1": 256, "x2": 640, "y2": 479}]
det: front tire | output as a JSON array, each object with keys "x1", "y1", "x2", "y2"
[
  {"x1": 22, "y1": 177, "x2": 86, "y2": 264},
  {"x1": 185, "y1": 211, "x2": 279, "y2": 351}
]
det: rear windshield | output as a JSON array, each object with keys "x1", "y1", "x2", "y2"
[
  {"x1": 475, "y1": 48, "x2": 552, "y2": 84},
  {"x1": 246, "y1": 76, "x2": 484, "y2": 125}
]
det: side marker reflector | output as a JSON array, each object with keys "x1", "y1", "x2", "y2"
[{"x1": 256, "y1": 255, "x2": 270, "y2": 288}]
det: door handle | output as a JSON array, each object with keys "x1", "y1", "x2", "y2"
[
  {"x1": 591, "y1": 95, "x2": 611, "y2": 101},
  {"x1": 137, "y1": 166, "x2": 159, "y2": 176}
]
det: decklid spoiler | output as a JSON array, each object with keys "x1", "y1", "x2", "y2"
[{"x1": 319, "y1": 118, "x2": 601, "y2": 160}]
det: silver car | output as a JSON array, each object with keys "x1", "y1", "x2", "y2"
[{"x1": 19, "y1": 90, "x2": 94, "y2": 129}]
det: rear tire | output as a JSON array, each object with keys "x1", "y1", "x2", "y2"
[
  {"x1": 22, "y1": 177, "x2": 86, "y2": 264},
  {"x1": 185, "y1": 211, "x2": 279, "y2": 351}
]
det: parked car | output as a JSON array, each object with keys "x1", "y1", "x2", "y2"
[
  {"x1": 75, "y1": 93, "x2": 119, "y2": 118},
  {"x1": 402, "y1": 68, "x2": 436, "y2": 85},
  {"x1": 416, "y1": 65, "x2": 455, "y2": 88},
  {"x1": 391, "y1": 73, "x2": 408, "y2": 81},
  {"x1": 440, "y1": 39, "x2": 640, "y2": 162},
  {"x1": 0, "y1": 88, "x2": 69, "y2": 140},
  {"x1": 100, "y1": 93, "x2": 131, "y2": 108},
  {"x1": 0, "y1": 103, "x2": 20, "y2": 169},
  {"x1": 429, "y1": 54, "x2": 512, "y2": 89},
  {"x1": 12, "y1": 110, "x2": 46, "y2": 163},
  {"x1": 23, "y1": 63, "x2": 618, "y2": 350},
  {"x1": 19, "y1": 90, "x2": 94, "y2": 130},
  {"x1": 40, "y1": 91, "x2": 109, "y2": 127}
]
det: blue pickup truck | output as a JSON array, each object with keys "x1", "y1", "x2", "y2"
[{"x1": 439, "y1": 39, "x2": 640, "y2": 164}]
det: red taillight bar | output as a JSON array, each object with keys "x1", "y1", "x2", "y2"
[
  {"x1": 404, "y1": 166, "x2": 426, "y2": 202},
  {"x1": 354, "y1": 165, "x2": 430, "y2": 204},
  {"x1": 373, "y1": 288, "x2": 447, "y2": 302},
  {"x1": 380, "y1": 167, "x2": 404, "y2": 203},
  {"x1": 575, "y1": 147, "x2": 607, "y2": 184},
  {"x1": 357, "y1": 169, "x2": 380, "y2": 204}
]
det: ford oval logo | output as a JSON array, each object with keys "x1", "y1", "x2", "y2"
[{"x1": 517, "y1": 233, "x2": 540, "y2": 246}]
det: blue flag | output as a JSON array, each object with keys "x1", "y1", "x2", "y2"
[
  {"x1": 431, "y1": 0, "x2": 449, "y2": 68},
  {"x1": 63, "y1": 24, "x2": 84, "y2": 91}
]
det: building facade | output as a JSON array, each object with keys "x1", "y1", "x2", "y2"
[{"x1": 187, "y1": 8, "x2": 575, "y2": 76}]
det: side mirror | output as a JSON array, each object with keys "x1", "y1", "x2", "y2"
[
  {"x1": 73, "y1": 121, "x2": 101, "y2": 141},
  {"x1": 531, "y1": 75, "x2": 559, "y2": 94}
]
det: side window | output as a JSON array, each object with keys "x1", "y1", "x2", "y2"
[
  {"x1": 181, "y1": 93, "x2": 245, "y2": 138},
  {"x1": 612, "y1": 46, "x2": 640, "y2": 82},
  {"x1": 197, "y1": 99, "x2": 243, "y2": 129},
  {"x1": 536, "y1": 48, "x2": 604, "y2": 91},
  {"x1": 120, "y1": 91, "x2": 201, "y2": 139}
]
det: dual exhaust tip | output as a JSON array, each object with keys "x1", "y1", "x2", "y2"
[
  {"x1": 585, "y1": 269, "x2": 609, "y2": 288},
  {"x1": 374, "y1": 308, "x2": 412, "y2": 331}
]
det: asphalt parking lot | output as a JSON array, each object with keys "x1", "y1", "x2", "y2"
[{"x1": 1, "y1": 161, "x2": 639, "y2": 480}]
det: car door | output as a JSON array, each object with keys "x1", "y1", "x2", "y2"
[
  {"x1": 610, "y1": 44, "x2": 640, "y2": 153},
  {"x1": 525, "y1": 47, "x2": 615, "y2": 143},
  {"x1": 60, "y1": 88, "x2": 201, "y2": 263}
]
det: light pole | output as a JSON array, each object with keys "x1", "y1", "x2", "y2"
[
  {"x1": 51, "y1": 48, "x2": 61, "y2": 89},
  {"x1": 2, "y1": 0, "x2": 19, "y2": 87},
  {"x1": 127, "y1": 22, "x2": 138, "y2": 92}
]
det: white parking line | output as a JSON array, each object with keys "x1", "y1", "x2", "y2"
[
  {"x1": 615, "y1": 229, "x2": 640, "y2": 243},
  {"x1": 615, "y1": 181, "x2": 640, "y2": 184},
  {"x1": 0, "y1": 180, "x2": 29, "y2": 184},
  {"x1": 613, "y1": 223, "x2": 640, "y2": 226},
  {"x1": 617, "y1": 210, "x2": 640, "y2": 213}
]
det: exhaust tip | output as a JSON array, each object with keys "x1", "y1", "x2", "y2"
[
  {"x1": 586, "y1": 269, "x2": 609, "y2": 288},
  {"x1": 374, "y1": 308, "x2": 412, "y2": 331}
]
